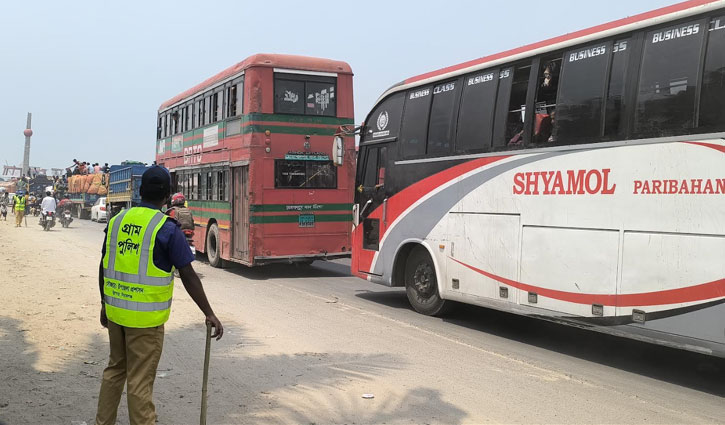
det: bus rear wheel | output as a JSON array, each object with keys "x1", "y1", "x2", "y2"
[
  {"x1": 206, "y1": 223, "x2": 223, "y2": 268},
  {"x1": 404, "y1": 245, "x2": 449, "y2": 316}
]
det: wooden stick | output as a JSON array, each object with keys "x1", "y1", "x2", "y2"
[{"x1": 200, "y1": 321, "x2": 212, "y2": 425}]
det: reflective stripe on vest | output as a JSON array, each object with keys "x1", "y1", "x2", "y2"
[
  {"x1": 102, "y1": 207, "x2": 174, "y2": 328},
  {"x1": 14, "y1": 196, "x2": 25, "y2": 211}
]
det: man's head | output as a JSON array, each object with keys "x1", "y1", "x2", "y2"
[
  {"x1": 140, "y1": 166, "x2": 171, "y2": 205},
  {"x1": 46, "y1": 191, "x2": 51, "y2": 197}
]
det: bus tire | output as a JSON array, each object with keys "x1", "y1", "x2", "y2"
[
  {"x1": 206, "y1": 223, "x2": 223, "y2": 268},
  {"x1": 404, "y1": 245, "x2": 449, "y2": 316}
]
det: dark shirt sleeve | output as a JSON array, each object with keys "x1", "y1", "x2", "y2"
[{"x1": 154, "y1": 219, "x2": 195, "y2": 272}]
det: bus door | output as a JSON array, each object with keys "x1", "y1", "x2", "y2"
[
  {"x1": 231, "y1": 165, "x2": 249, "y2": 261},
  {"x1": 357, "y1": 143, "x2": 390, "y2": 274}
]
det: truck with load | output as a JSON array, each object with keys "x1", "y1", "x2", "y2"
[
  {"x1": 107, "y1": 162, "x2": 150, "y2": 217},
  {"x1": 67, "y1": 173, "x2": 108, "y2": 219}
]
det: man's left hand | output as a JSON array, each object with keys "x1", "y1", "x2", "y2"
[{"x1": 100, "y1": 305, "x2": 108, "y2": 328}]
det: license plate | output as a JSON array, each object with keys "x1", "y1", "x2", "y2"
[{"x1": 299, "y1": 213, "x2": 315, "y2": 228}]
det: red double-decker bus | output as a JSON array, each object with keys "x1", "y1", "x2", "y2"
[{"x1": 156, "y1": 54, "x2": 355, "y2": 267}]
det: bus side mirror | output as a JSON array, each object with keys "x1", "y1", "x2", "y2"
[{"x1": 332, "y1": 136, "x2": 344, "y2": 166}]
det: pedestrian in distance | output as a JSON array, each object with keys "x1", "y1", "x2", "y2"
[
  {"x1": 0, "y1": 192, "x2": 8, "y2": 221},
  {"x1": 95, "y1": 166, "x2": 223, "y2": 425},
  {"x1": 12, "y1": 190, "x2": 26, "y2": 227}
]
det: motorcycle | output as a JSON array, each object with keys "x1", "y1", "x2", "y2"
[
  {"x1": 60, "y1": 209, "x2": 73, "y2": 228},
  {"x1": 41, "y1": 211, "x2": 56, "y2": 231},
  {"x1": 31, "y1": 204, "x2": 41, "y2": 217},
  {"x1": 183, "y1": 229, "x2": 196, "y2": 255}
]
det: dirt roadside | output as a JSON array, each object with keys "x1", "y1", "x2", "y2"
[{"x1": 0, "y1": 216, "x2": 241, "y2": 425}]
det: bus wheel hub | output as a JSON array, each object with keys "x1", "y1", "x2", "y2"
[{"x1": 413, "y1": 263, "x2": 434, "y2": 297}]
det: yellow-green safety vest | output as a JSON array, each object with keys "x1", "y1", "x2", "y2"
[
  {"x1": 14, "y1": 195, "x2": 25, "y2": 212},
  {"x1": 102, "y1": 207, "x2": 174, "y2": 328}
]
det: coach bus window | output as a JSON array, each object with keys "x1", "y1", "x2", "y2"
[
  {"x1": 305, "y1": 81, "x2": 336, "y2": 116},
  {"x1": 698, "y1": 16, "x2": 725, "y2": 131},
  {"x1": 400, "y1": 86, "x2": 432, "y2": 157},
  {"x1": 456, "y1": 70, "x2": 498, "y2": 152},
  {"x1": 533, "y1": 57, "x2": 561, "y2": 144},
  {"x1": 492, "y1": 67, "x2": 514, "y2": 148},
  {"x1": 555, "y1": 43, "x2": 610, "y2": 144},
  {"x1": 502, "y1": 64, "x2": 531, "y2": 147},
  {"x1": 427, "y1": 80, "x2": 461, "y2": 155},
  {"x1": 635, "y1": 19, "x2": 705, "y2": 137},
  {"x1": 604, "y1": 39, "x2": 631, "y2": 139},
  {"x1": 274, "y1": 78, "x2": 305, "y2": 115},
  {"x1": 364, "y1": 93, "x2": 404, "y2": 143}
]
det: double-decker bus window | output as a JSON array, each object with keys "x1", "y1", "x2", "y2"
[
  {"x1": 157, "y1": 116, "x2": 162, "y2": 139},
  {"x1": 533, "y1": 56, "x2": 561, "y2": 144},
  {"x1": 604, "y1": 39, "x2": 631, "y2": 139},
  {"x1": 401, "y1": 86, "x2": 432, "y2": 158},
  {"x1": 193, "y1": 99, "x2": 200, "y2": 128},
  {"x1": 698, "y1": 16, "x2": 725, "y2": 130},
  {"x1": 186, "y1": 103, "x2": 192, "y2": 131},
  {"x1": 635, "y1": 19, "x2": 705, "y2": 137},
  {"x1": 211, "y1": 92, "x2": 219, "y2": 122},
  {"x1": 275, "y1": 79, "x2": 305, "y2": 114},
  {"x1": 456, "y1": 70, "x2": 498, "y2": 152},
  {"x1": 275, "y1": 160, "x2": 337, "y2": 189},
  {"x1": 198, "y1": 98, "x2": 205, "y2": 127},
  {"x1": 364, "y1": 93, "x2": 404, "y2": 142},
  {"x1": 427, "y1": 80, "x2": 461, "y2": 155},
  {"x1": 226, "y1": 78, "x2": 243, "y2": 117},
  {"x1": 217, "y1": 170, "x2": 227, "y2": 201},
  {"x1": 555, "y1": 43, "x2": 610, "y2": 144},
  {"x1": 305, "y1": 81, "x2": 336, "y2": 116}
]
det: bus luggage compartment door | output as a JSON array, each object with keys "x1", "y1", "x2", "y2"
[{"x1": 232, "y1": 166, "x2": 249, "y2": 261}]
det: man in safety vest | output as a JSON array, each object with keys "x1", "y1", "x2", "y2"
[
  {"x1": 95, "y1": 166, "x2": 223, "y2": 425},
  {"x1": 12, "y1": 190, "x2": 26, "y2": 227}
]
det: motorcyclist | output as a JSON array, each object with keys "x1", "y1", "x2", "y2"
[
  {"x1": 58, "y1": 194, "x2": 72, "y2": 212},
  {"x1": 40, "y1": 191, "x2": 57, "y2": 226},
  {"x1": 166, "y1": 192, "x2": 195, "y2": 235}
]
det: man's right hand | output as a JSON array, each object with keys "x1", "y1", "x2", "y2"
[
  {"x1": 206, "y1": 314, "x2": 223, "y2": 340},
  {"x1": 100, "y1": 305, "x2": 108, "y2": 328}
]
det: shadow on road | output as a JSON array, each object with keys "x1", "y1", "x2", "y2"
[
  {"x1": 356, "y1": 291, "x2": 725, "y2": 397},
  {"x1": 159, "y1": 323, "x2": 467, "y2": 425},
  {"x1": 214, "y1": 259, "x2": 351, "y2": 281}
]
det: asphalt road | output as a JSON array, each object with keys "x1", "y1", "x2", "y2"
[{"x1": 1, "y1": 217, "x2": 723, "y2": 424}]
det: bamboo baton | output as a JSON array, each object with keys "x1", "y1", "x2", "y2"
[{"x1": 200, "y1": 321, "x2": 212, "y2": 425}]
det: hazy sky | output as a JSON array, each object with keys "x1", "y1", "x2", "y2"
[{"x1": 0, "y1": 0, "x2": 674, "y2": 171}]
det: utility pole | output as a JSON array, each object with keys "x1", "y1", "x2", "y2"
[{"x1": 22, "y1": 112, "x2": 32, "y2": 177}]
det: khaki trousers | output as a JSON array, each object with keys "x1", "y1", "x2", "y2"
[
  {"x1": 14, "y1": 210, "x2": 24, "y2": 226},
  {"x1": 95, "y1": 320, "x2": 164, "y2": 425}
]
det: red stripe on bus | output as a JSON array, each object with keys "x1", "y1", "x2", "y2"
[
  {"x1": 405, "y1": 0, "x2": 719, "y2": 84},
  {"x1": 685, "y1": 141, "x2": 725, "y2": 154},
  {"x1": 451, "y1": 257, "x2": 725, "y2": 307}
]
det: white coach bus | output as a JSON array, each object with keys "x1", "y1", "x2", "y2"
[{"x1": 351, "y1": 0, "x2": 725, "y2": 357}]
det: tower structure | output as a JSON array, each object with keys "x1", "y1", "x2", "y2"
[{"x1": 22, "y1": 112, "x2": 32, "y2": 177}]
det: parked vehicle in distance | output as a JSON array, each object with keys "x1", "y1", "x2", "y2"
[
  {"x1": 352, "y1": 0, "x2": 725, "y2": 358},
  {"x1": 91, "y1": 197, "x2": 107, "y2": 222},
  {"x1": 107, "y1": 163, "x2": 149, "y2": 218}
]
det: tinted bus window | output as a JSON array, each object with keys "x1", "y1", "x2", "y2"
[
  {"x1": 401, "y1": 86, "x2": 432, "y2": 157},
  {"x1": 555, "y1": 42, "x2": 610, "y2": 144},
  {"x1": 698, "y1": 16, "x2": 725, "y2": 130},
  {"x1": 365, "y1": 93, "x2": 405, "y2": 142},
  {"x1": 275, "y1": 79, "x2": 305, "y2": 114},
  {"x1": 305, "y1": 81, "x2": 336, "y2": 116},
  {"x1": 604, "y1": 39, "x2": 631, "y2": 139},
  {"x1": 635, "y1": 20, "x2": 705, "y2": 136},
  {"x1": 492, "y1": 68, "x2": 514, "y2": 148},
  {"x1": 457, "y1": 70, "x2": 498, "y2": 152},
  {"x1": 427, "y1": 80, "x2": 460, "y2": 155}
]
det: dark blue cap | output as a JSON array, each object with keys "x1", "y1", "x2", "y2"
[{"x1": 140, "y1": 166, "x2": 171, "y2": 199}]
